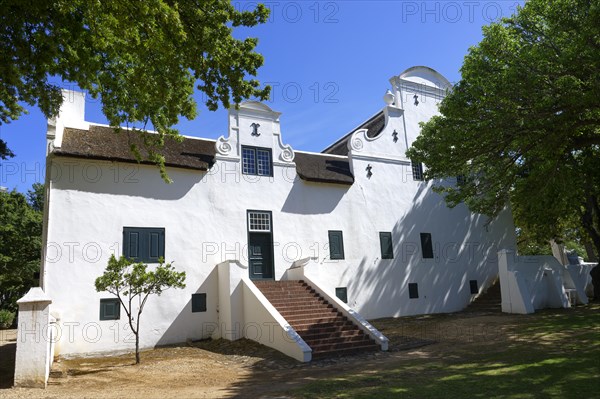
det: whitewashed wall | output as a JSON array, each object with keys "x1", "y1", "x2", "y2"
[{"x1": 42, "y1": 67, "x2": 517, "y2": 356}]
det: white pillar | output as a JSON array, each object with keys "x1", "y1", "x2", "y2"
[{"x1": 13, "y1": 288, "x2": 52, "y2": 388}]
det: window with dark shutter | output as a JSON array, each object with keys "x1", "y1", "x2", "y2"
[
  {"x1": 328, "y1": 230, "x2": 345, "y2": 260},
  {"x1": 420, "y1": 233, "x2": 434, "y2": 259},
  {"x1": 123, "y1": 227, "x2": 165, "y2": 263},
  {"x1": 469, "y1": 280, "x2": 478, "y2": 294},
  {"x1": 100, "y1": 298, "x2": 121, "y2": 320},
  {"x1": 379, "y1": 232, "x2": 393, "y2": 259},
  {"x1": 408, "y1": 283, "x2": 419, "y2": 299},
  {"x1": 191, "y1": 293, "x2": 207, "y2": 313},
  {"x1": 335, "y1": 287, "x2": 348, "y2": 303}
]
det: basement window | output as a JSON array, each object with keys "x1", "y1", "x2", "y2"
[
  {"x1": 191, "y1": 293, "x2": 207, "y2": 313},
  {"x1": 100, "y1": 298, "x2": 121, "y2": 321},
  {"x1": 336, "y1": 287, "x2": 348, "y2": 303},
  {"x1": 469, "y1": 280, "x2": 479, "y2": 295}
]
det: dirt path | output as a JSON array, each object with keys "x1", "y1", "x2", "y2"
[{"x1": 0, "y1": 308, "x2": 578, "y2": 399}]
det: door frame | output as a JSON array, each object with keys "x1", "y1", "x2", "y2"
[{"x1": 246, "y1": 210, "x2": 275, "y2": 280}]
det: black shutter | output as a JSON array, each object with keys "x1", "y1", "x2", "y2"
[
  {"x1": 408, "y1": 283, "x2": 419, "y2": 299},
  {"x1": 100, "y1": 298, "x2": 121, "y2": 320},
  {"x1": 328, "y1": 231, "x2": 345, "y2": 260},
  {"x1": 420, "y1": 233, "x2": 434, "y2": 259},
  {"x1": 379, "y1": 232, "x2": 393, "y2": 259},
  {"x1": 191, "y1": 293, "x2": 207, "y2": 312},
  {"x1": 123, "y1": 227, "x2": 165, "y2": 262},
  {"x1": 335, "y1": 287, "x2": 348, "y2": 303},
  {"x1": 469, "y1": 280, "x2": 479, "y2": 294}
]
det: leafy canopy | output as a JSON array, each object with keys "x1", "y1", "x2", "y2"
[
  {"x1": 0, "y1": 0, "x2": 271, "y2": 174},
  {"x1": 407, "y1": 0, "x2": 600, "y2": 256},
  {"x1": 0, "y1": 185, "x2": 44, "y2": 312},
  {"x1": 95, "y1": 255, "x2": 186, "y2": 363}
]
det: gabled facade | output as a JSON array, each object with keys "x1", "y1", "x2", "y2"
[{"x1": 40, "y1": 66, "x2": 516, "y2": 358}]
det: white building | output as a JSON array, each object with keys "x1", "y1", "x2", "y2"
[{"x1": 39, "y1": 66, "x2": 516, "y2": 360}]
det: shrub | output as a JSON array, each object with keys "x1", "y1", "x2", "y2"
[{"x1": 0, "y1": 309, "x2": 15, "y2": 329}]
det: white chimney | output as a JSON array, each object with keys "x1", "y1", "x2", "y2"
[{"x1": 47, "y1": 89, "x2": 89, "y2": 151}]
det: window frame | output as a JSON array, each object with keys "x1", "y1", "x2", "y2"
[
  {"x1": 379, "y1": 232, "x2": 394, "y2": 259},
  {"x1": 123, "y1": 227, "x2": 165, "y2": 263},
  {"x1": 241, "y1": 145, "x2": 273, "y2": 177},
  {"x1": 335, "y1": 287, "x2": 348, "y2": 303},
  {"x1": 191, "y1": 293, "x2": 207, "y2": 313},
  {"x1": 408, "y1": 283, "x2": 419, "y2": 299},
  {"x1": 411, "y1": 161, "x2": 424, "y2": 181},
  {"x1": 328, "y1": 230, "x2": 345, "y2": 260},
  {"x1": 99, "y1": 298, "x2": 121, "y2": 321},
  {"x1": 420, "y1": 232, "x2": 434, "y2": 259}
]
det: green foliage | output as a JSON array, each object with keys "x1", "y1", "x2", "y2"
[
  {"x1": 0, "y1": 1, "x2": 271, "y2": 178},
  {"x1": 0, "y1": 309, "x2": 15, "y2": 329},
  {"x1": 407, "y1": 0, "x2": 600, "y2": 256},
  {"x1": 0, "y1": 187, "x2": 42, "y2": 312},
  {"x1": 95, "y1": 255, "x2": 186, "y2": 363}
]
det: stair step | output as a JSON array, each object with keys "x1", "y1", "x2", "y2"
[
  {"x1": 310, "y1": 340, "x2": 378, "y2": 353},
  {"x1": 255, "y1": 280, "x2": 379, "y2": 359},
  {"x1": 304, "y1": 334, "x2": 370, "y2": 346},
  {"x1": 312, "y1": 343, "x2": 379, "y2": 358},
  {"x1": 279, "y1": 308, "x2": 337, "y2": 317}
]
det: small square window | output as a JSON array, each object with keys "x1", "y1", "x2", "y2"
[
  {"x1": 420, "y1": 233, "x2": 434, "y2": 259},
  {"x1": 379, "y1": 232, "x2": 393, "y2": 259},
  {"x1": 242, "y1": 146, "x2": 272, "y2": 176},
  {"x1": 408, "y1": 283, "x2": 419, "y2": 299},
  {"x1": 191, "y1": 293, "x2": 207, "y2": 313},
  {"x1": 335, "y1": 287, "x2": 348, "y2": 303},
  {"x1": 411, "y1": 161, "x2": 424, "y2": 181},
  {"x1": 100, "y1": 298, "x2": 121, "y2": 320}
]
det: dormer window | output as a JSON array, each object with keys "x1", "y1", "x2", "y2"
[{"x1": 242, "y1": 146, "x2": 272, "y2": 176}]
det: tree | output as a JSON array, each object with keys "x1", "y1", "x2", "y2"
[
  {"x1": 406, "y1": 0, "x2": 600, "y2": 294},
  {"x1": 95, "y1": 255, "x2": 186, "y2": 364},
  {"x1": 27, "y1": 182, "x2": 45, "y2": 212},
  {"x1": 0, "y1": 1, "x2": 271, "y2": 178},
  {"x1": 0, "y1": 187, "x2": 42, "y2": 311}
]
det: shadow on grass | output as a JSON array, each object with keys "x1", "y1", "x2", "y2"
[
  {"x1": 285, "y1": 304, "x2": 600, "y2": 399},
  {"x1": 0, "y1": 341, "x2": 16, "y2": 389}
]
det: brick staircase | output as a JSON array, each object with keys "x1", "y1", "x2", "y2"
[
  {"x1": 465, "y1": 279, "x2": 502, "y2": 313},
  {"x1": 254, "y1": 280, "x2": 379, "y2": 358}
]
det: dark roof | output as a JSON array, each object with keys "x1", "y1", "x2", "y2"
[
  {"x1": 54, "y1": 125, "x2": 354, "y2": 185},
  {"x1": 55, "y1": 125, "x2": 216, "y2": 170},
  {"x1": 322, "y1": 111, "x2": 385, "y2": 156},
  {"x1": 294, "y1": 152, "x2": 354, "y2": 185}
]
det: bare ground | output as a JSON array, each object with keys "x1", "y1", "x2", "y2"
[{"x1": 0, "y1": 307, "x2": 590, "y2": 399}]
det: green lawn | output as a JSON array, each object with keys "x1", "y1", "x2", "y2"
[{"x1": 289, "y1": 304, "x2": 600, "y2": 398}]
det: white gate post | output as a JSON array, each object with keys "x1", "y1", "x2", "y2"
[{"x1": 13, "y1": 287, "x2": 52, "y2": 388}]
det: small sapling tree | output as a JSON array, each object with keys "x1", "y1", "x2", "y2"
[{"x1": 95, "y1": 255, "x2": 186, "y2": 364}]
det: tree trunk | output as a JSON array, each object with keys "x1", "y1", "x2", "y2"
[
  {"x1": 584, "y1": 241, "x2": 598, "y2": 262},
  {"x1": 135, "y1": 333, "x2": 140, "y2": 364},
  {"x1": 582, "y1": 194, "x2": 600, "y2": 300}
]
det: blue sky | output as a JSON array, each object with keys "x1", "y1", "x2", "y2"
[{"x1": 0, "y1": 1, "x2": 522, "y2": 192}]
